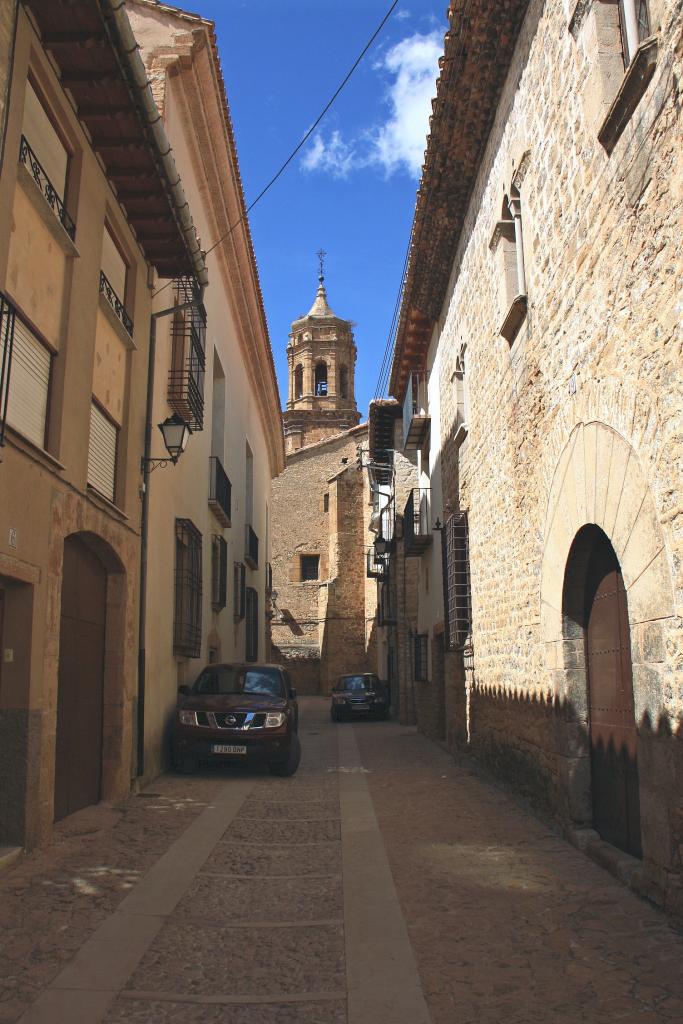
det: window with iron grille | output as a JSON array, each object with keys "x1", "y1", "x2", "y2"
[
  {"x1": 168, "y1": 277, "x2": 206, "y2": 431},
  {"x1": 300, "y1": 554, "x2": 319, "y2": 581},
  {"x1": 174, "y1": 519, "x2": 202, "y2": 658},
  {"x1": 619, "y1": 0, "x2": 650, "y2": 67},
  {"x1": 233, "y1": 561, "x2": 246, "y2": 621},
  {"x1": 211, "y1": 535, "x2": 228, "y2": 611},
  {"x1": 245, "y1": 587, "x2": 258, "y2": 662},
  {"x1": 413, "y1": 633, "x2": 428, "y2": 682},
  {"x1": 442, "y1": 511, "x2": 472, "y2": 650}
]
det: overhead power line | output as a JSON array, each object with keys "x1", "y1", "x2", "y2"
[{"x1": 154, "y1": 0, "x2": 401, "y2": 296}]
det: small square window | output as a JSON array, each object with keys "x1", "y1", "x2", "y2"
[{"x1": 300, "y1": 555, "x2": 320, "y2": 581}]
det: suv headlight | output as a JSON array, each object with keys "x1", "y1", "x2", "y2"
[
  {"x1": 179, "y1": 709, "x2": 198, "y2": 726},
  {"x1": 264, "y1": 711, "x2": 287, "y2": 728}
]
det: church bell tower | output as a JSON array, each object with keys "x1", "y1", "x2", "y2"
[{"x1": 283, "y1": 252, "x2": 360, "y2": 454}]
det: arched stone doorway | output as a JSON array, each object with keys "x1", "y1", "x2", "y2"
[
  {"x1": 54, "y1": 532, "x2": 126, "y2": 822},
  {"x1": 563, "y1": 525, "x2": 641, "y2": 857}
]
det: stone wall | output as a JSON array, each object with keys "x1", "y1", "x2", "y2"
[
  {"x1": 270, "y1": 425, "x2": 375, "y2": 694},
  {"x1": 429, "y1": 0, "x2": 683, "y2": 913}
]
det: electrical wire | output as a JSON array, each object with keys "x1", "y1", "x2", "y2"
[{"x1": 153, "y1": 0, "x2": 401, "y2": 297}]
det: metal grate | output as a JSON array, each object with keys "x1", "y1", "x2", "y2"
[
  {"x1": 99, "y1": 270, "x2": 133, "y2": 336},
  {"x1": 413, "y1": 633, "x2": 428, "y2": 681},
  {"x1": 208, "y1": 455, "x2": 231, "y2": 526},
  {"x1": 233, "y1": 561, "x2": 246, "y2": 621},
  {"x1": 168, "y1": 277, "x2": 206, "y2": 431},
  {"x1": 442, "y1": 511, "x2": 472, "y2": 650},
  {"x1": 245, "y1": 587, "x2": 258, "y2": 662},
  {"x1": 211, "y1": 534, "x2": 227, "y2": 611},
  {"x1": 301, "y1": 554, "x2": 319, "y2": 581},
  {"x1": 0, "y1": 295, "x2": 16, "y2": 447},
  {"x1": 19, "y1": 135, "x2": 75, "y2": 240},
  {"x1": 174, "y1": 519, "x2": 202, "y2": 657}
]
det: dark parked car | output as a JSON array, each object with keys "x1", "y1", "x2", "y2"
[
  {"x1": 330, "y1": 673, "x2": 389, "y2": 721},
  {"x1": 172, "y1": 663, "x2": 300, "y2": 776}
]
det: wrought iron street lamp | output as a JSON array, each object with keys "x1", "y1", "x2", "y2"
[{"x1": 142, "y1": 413, "x2": 190, "y2": 471}]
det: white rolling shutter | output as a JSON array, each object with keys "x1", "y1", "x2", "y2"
[
  {"x1": 87, "y1": 402, "x2": 117, "y2": 501},
  {"x1": 0, "y1": 315, "x2": 51, "y2": 448}
]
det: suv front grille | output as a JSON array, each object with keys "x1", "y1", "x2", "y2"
[{"x1": 194, "y1": 711, "x2": 267, "y2": 730}]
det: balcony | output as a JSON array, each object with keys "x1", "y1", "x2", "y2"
[
  {"x1": 168, "y1": 278, "x2": 206, "y2": 431},
  {"x1": 404, "y1": 488, "x2": 433, "y2": 556},
  {"x1": 19, "y1": 135, "x2": 75, "y2": 241},
  {"x1": 99, "y1": 270, "x2": 133, "y2": 338},
  {"x1": 208, "y1": 456, "x2": 231, "y2": 527},
  {"x1": 402, "y1": 372, "x2": 430, "y2": 450},
  {"x1": 367, "y1": 547, "x2": 388, "y2": 580},
  {"x1": 245, "y1": 524, "x2": 259, "y2": 569}
]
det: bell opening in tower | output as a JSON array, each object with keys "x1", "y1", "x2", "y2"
[{"x1": 315, "y1": 361, "x2": 328, "y2": 397}]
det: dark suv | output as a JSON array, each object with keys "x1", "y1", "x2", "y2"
[
  {"x1": 172, "y1": 663, "x2": 300, "y2": 776},
  {"x1": 330, "y1": 673, "x2": 389, "y2": 721}
]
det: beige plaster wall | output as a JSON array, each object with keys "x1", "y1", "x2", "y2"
[
  {"x1": 133, "y1": 15, "x2": 281, "y2": 780},
  {"x1": 0, "y1": 7, "x2": 154, "y2": 846}
]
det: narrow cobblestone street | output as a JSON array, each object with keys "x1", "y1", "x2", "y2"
[{"x1": 1, "y1": 698, "x2": 682, "y2": 1024}]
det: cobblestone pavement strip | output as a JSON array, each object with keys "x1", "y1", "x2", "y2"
[
  {"x1": 355, "y1": 719, "x2": 683, "y2": 1024},
  {"x1": 3, "y1": 699, "x2": 683, "y2": 1024}
]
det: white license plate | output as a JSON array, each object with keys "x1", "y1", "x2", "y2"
[{"x1": 212, "y1": 744, "x2": 247, "y2": 755}]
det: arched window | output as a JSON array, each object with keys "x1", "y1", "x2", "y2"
[
  {"x1": 315, "y1": 361, "x2": 328, "y2": 397},
  {"x1": 294, "y1": 363, "x2": 303, "y2": 400},
  {"x1": 339, "y1": 366, "x2": 348, "y2": 399}
]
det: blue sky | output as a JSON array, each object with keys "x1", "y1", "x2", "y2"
[{"x1": 195, "y1": 1, "x2": 446, "y2": 417}]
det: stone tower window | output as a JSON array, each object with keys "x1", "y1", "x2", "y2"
[
  {"x1": 294, "y1": 363, "x2": 303, "y2": 400},
  {"x1": 300, "y1": 554, "x2": 320, "y2": 581},
  {"x1": 490, "y1": 188, "x2": 527, "y2": 344},
  {"x1": 339, "y1": 366, "x2": 349, "y2": 399},
  {"x1": 315, "y1": 361, "x2": 328, "y2": 397}
]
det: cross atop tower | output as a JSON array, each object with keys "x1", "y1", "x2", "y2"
[{"x1": 316, "y1": 248, "x2": 326, "y2": 284}]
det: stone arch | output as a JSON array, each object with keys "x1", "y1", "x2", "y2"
[
  {"x1": 314, "y1": 360, "x2": 328, "y2": 396},
  {"x1": 540, "y1": 422, "x2": 674, "y2": 660},
  {"x1": 539, "y1": 422, "x2": 677, "y2": 847}
]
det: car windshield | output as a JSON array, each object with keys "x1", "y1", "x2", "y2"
[
  {"x1": 193, "y1": 666, "x2": 285, "y2": 698},
  {"x1": 335, "y1": 675, "x2": 378, "y2": 692}
]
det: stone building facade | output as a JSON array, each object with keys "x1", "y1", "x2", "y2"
[
  {"x1": 283, "y1": 272, "x2": 361, "y2": 454},
  {"x1": 388, "y1": 0, "x2": 683, "y2": 917},
  {"x1": 271, "y1": 278, "x2": 375, "y2": 694}
]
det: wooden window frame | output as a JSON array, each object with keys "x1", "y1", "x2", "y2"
[{"x1": 174, "y1": 519, "x2": 202, "y2": 658}]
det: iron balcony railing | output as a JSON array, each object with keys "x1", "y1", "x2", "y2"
[
  {"x1": 404, "y1": 487, "x2": 433, "y2": 555},
  {"x1": 168, "y1": 278, "x2": 206, "y2": 431},
  {"x1": 208, "y1": 456, "x2": 231, "y2": 527},
  {"x1": 19, "y1": 135, "x2": 75, "y2": 240},
  {"x1": 245, "y1": 523, "x2": 259, "y2": 569},
  {"x1": 366, "y1": 547, "x2": 388, "y2": 580},
  {"x1": 402, "y1": 371, "x2": 430, "y2": 450},
  {"x1": 99, "y1": 270, "x2": 133, "y2": 337},
  {"x1": 378, "y1": 496, "x2": 396, "y2": 551}
]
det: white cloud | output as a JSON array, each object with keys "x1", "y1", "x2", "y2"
[
  {"x1": 299, "y1": 30, "x2": 442, "y2": 182},
  {"x1": 370, "y1": 30, "x2": 442, "y2": 177},
  {"x1": 301, "y1": 129, "x2": 359, "y2": 179}
]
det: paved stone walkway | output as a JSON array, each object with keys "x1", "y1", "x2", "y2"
[{"x1": 0, "y1": 698, "x2": 682, "y2": 1023}]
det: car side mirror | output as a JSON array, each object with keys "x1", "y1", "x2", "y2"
[
  {"x1": 178, "y1": 685, "x2": 191, "y2": 696},
  {"x1": 290, "y1": 687, "x2": 297, "y2": 699}
]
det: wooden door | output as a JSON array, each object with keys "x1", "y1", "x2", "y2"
[
  {"x1": 585, "y1": 534, "x2": 641, "y2": 857},
  {"x1": 54, "y1": 537, "x2": 106, "y2": 822}
]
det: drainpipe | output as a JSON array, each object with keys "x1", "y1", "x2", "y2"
[{"x1": 137, "y1": 292, "x2": 202, "y2": 779}]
